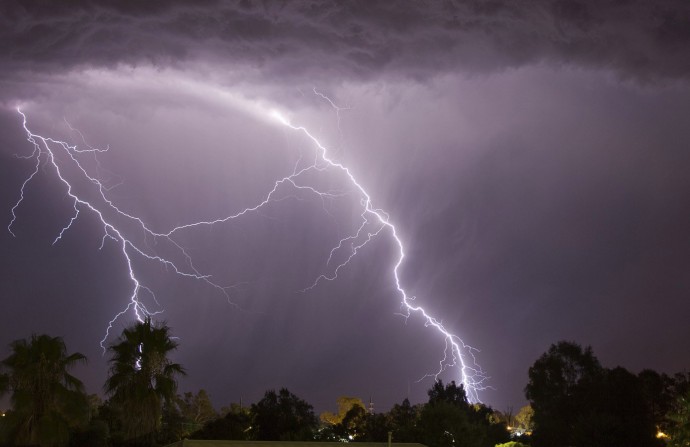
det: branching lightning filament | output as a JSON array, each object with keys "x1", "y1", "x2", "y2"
[{"x1": 8, "y1": 96, "x2": 488, "y2": 401}]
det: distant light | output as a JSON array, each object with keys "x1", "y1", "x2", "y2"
[{"x1": 656, "y1": 430, "x2": 669, "y2": 439}]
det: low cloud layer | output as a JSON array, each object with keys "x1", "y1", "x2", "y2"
[{"x1": 2, "y1": 0, "x2": 690, "y2": 86}]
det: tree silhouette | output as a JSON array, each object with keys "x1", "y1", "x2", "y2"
[
  {"x1": 525, "y1": 341, "x2": 603, "y2": 447},
  {"x1": 418, "y1": 380, "x2": 507, "y2": 447},
  {"x1": 105, "y1": 318, "x2": 185, "y2": 445},
  {"x1": 0, "y1": 334, "x2": 89, "y2": 447},
  {"x1": 669, "y1": 390, "x2": 690, "y2": 447},
  {"x1": 526, "y1": 341, "x2": 662, "y2": 447},
  {"x1": 191, "y1": 404, "x2": 251, "y2": 441},
  {"x1": 250, "y1": 388, "x2": 317, "y2": 440},
  {"x1": 389, "y1": 398, "x2": 420, "y2": 442}
]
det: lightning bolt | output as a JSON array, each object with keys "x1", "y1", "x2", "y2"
[
  {"x1": 8, "y1": 109, "x2": 232, "y2": 350},
  {"x1": 8, "y1": 92, "x2": 488, "y2": 401},
  {"x1": 269, "y1": 104, "x2": 489, "y2": 402}
]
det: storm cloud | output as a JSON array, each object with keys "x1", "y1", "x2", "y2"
[{"x1": 2, "y1": 0, "x2": 690, "y2": 87}]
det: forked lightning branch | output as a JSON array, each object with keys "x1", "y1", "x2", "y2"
[{"x1": 7, "y1": 96, "x2": 488, "y2": 402}]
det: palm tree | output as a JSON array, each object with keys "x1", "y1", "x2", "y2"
[
  {"x1": 105, "y1": 317, "x2": 185, "y2": 444},
  {"x1": 0, "y1": 334, "x2": 89, "y2": 447}
]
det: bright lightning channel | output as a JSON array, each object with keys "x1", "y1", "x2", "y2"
[
  {"x1": 8, "y1": 96, "x2": 488, "y2": 401},
  {"x1": 8, "y1": 109, "x2": 231, "y2": 350},
  {"x1": 266, "y1": 104, "x2": 489, "y2": 402}
]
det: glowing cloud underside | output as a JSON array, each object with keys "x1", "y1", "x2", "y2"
[{"x1": 8, "y1": 93, "x2": 488, "y2": 402}]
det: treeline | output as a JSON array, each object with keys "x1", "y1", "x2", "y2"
[
  {"x1": 0, "y1": 319, "x2": 688, "y2": 447},
  {"x1": 0, "y1": 315, "x2": 509, "y2": 447},
  {"x1": 184, "y1": 382, "x2": 510, "y2": 447},
  {"x1": 525, "y1": 341, "x2": 690, "y2": 447}
]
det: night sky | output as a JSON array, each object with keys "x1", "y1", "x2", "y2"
[{"x1": 1, "y1": 0, "x2": 689, "y2": 415}]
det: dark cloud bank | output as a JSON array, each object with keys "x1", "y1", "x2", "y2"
[{"x1": 1, "y1": 0, "x2": 690, "y2": 84}]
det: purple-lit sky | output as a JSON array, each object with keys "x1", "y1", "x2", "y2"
[{"x1": 1, "y1": 1, "x2": 690, "y2": 414}]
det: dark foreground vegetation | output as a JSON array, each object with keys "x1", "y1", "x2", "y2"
[{"x1": 0, "y1": 320, "x2": 688, "y2": 447}]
